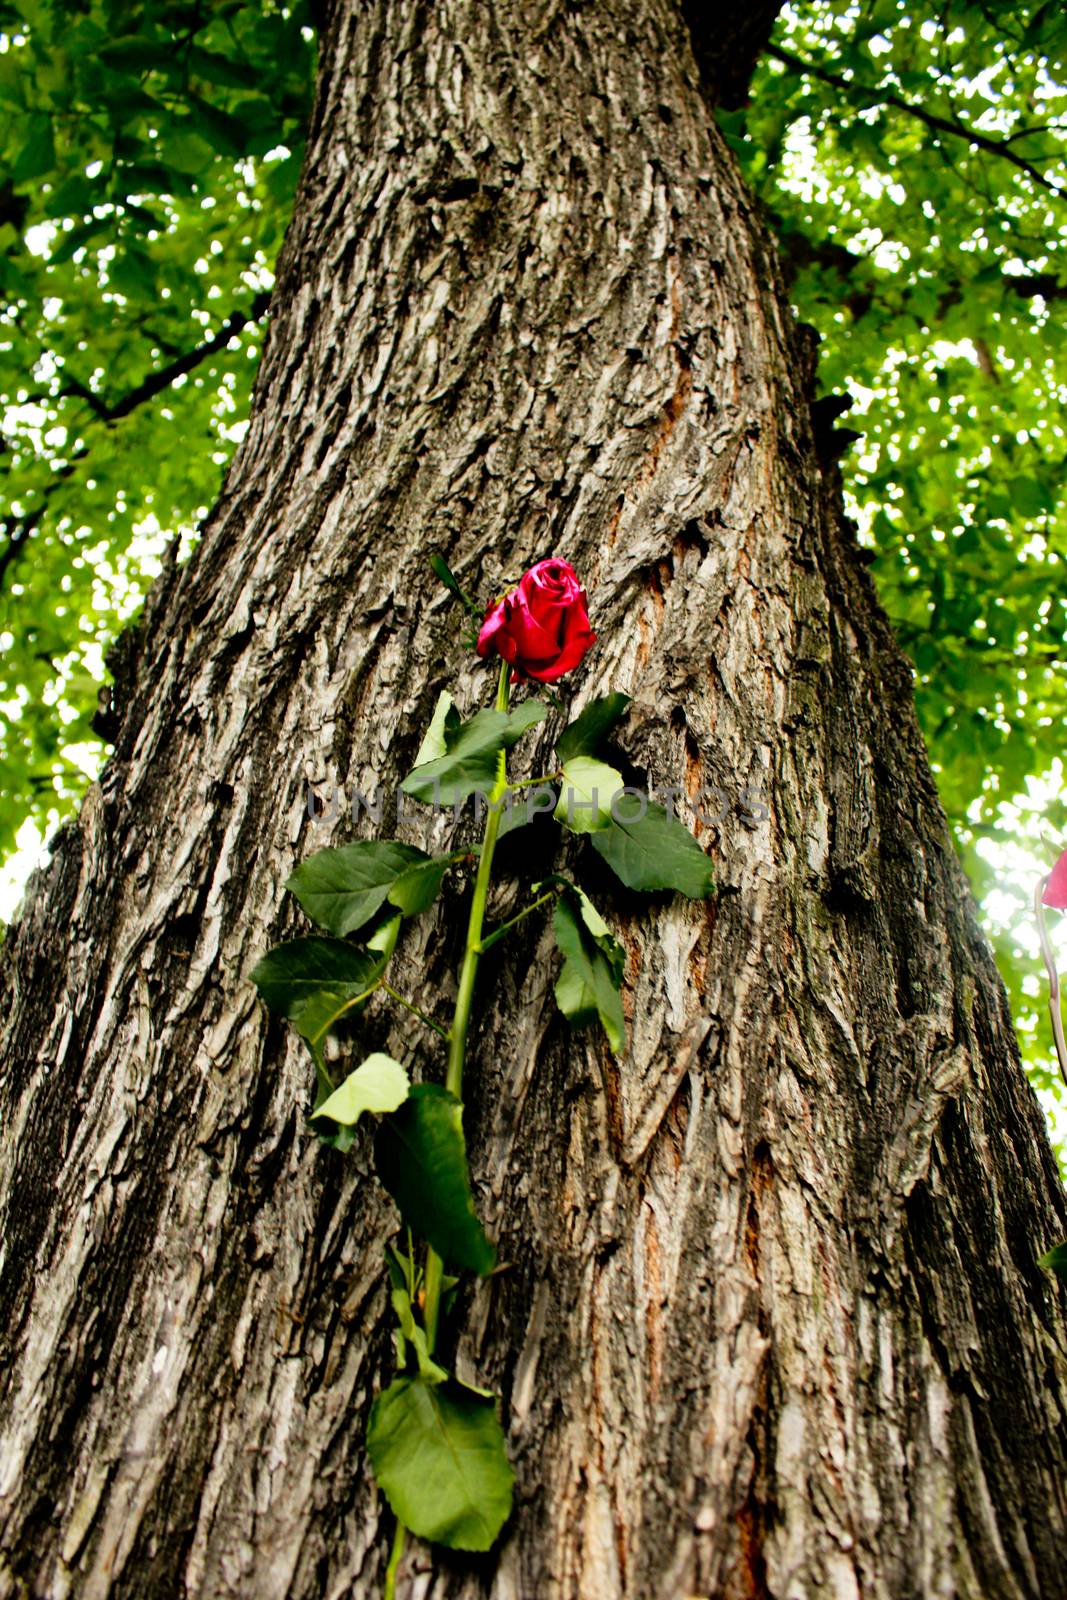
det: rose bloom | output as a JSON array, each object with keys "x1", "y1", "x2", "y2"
[
  {"x1": 1044, "y1": 848, "x2": 1067, "y2": 909},
  {"x1": 477, "y1": 558, "x2": 596, "y2": 682}
]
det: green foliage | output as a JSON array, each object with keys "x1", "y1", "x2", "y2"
[
  {"x1": 549, "y1": 692, "x2": 716, "y2": 897},
  {"x1": 494, "y1": 792, "x2": 544, "y2": 839},
  {"x1": 742, "y1": 2, "x2": 1067, "y2": 823},
  {"x1": 0, "y1": 0, "x2": 314, "y2": 859},
  {"x1": 591, "y1": 793, "x2": 717, "y2": 897},
  {"x1": 413, "y1": 690, "x2": 461, "y2": 768},
  {"x1": 401, "y1": 702, "x2": 546, "y2": 805},
  {"x1": 312, "y1": 1051, "x2": 410, "y2": 1128},
  {"x1": 285, "y1": 840, "x2": 432, "y2": 936},
  {"x1": 551, "y1": 883, "x2": 626, "y2": 1053},
  {"x1": 555, "y1": 693, "x2": 631, "y2": 763},
  {"x1": 389, "y1": 1280, "x2": 449, "y2": 1385},
  {"x1": 554, "y1": 755, "x2": 624, "y2": 833},
  {"x1": 388, "y1": 853, "x2": 454, "y2": 917},
  {"x1": 251, "y1": 659, "x2": 714, "y2": 1562},
  {"x1": 729, "y1": 1, "x2": 1067, "y2": 1110},
  {"x1": 366, "y1": 1376, "x2": 514, "y2": 1552},
  {"x1": 1037, "y1": 1239, "x2": 1067, "y2": 1281},
  {"x1": 248, "y1": 935, "x2": 381, "y2": 1046},
  {"x1": 375, "y1": 1084, "x2": 497, "y2": 1276}
]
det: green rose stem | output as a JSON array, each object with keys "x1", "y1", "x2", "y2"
[
  {"x1": 424, "y1": 657, "x2": 511, "y2": 1343},
  {"x1": 478, "y1": 886, "x2": 559, "y2": 954},
  {"x1": 385, "y1": 659, "x2": 512, "y2": 1600},
  {"x1": 509, "y1": 770, "x2": 563, "y2": 788},
  {"x1": 380, "y1": 981, "x2": 450, "y2": 1039},
  {"x1": 384, "y1": 1518, "x2": 406, "y2": 1600}
]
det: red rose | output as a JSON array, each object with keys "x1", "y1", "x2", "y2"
[
  {"x1": 477, "y1": 558, "x2": 596, "y2": 682},
  {"x1": 1044, "y1": 848, "x2": 1067, "y2": 909}
]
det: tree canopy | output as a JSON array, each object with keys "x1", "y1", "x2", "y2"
[
  {"x1": 735, "y1": 1, "x2": 1067, "y2": 1114},
  {"x1": 0, "y1": 0, "x2": 314, "y2": 847},
  {"x1": 2, "y1": 0, "x2": 1066, "y2": 1112}
]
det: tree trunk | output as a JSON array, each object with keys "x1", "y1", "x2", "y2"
[{"x1": 2, "y1": 3, "x2": 1066, "y2": 1596}]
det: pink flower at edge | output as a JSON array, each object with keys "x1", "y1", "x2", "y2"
[
  {"x1": 1043, "y1": 848, "x2": 1067, "y2": 909},
  {"x1": 476, "y1": 558, "x2": 596, "y2": 683}
]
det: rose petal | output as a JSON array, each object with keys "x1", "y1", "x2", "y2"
[
  {"x1": 521, "y1": 558, "x2": 581, "y2": 609},
  {"x1": 476, "y1": 597, "x2": 511, "y2": 658},
  {"x1": 558, "y1": 592, "x2": 593, "y2": 646},
  {"x1": 1043, "y1": 849, "x2": 1067, "y2": 909},
  {"x1": 479, "y1": 559, "x2": 594, "y2": 680},
  {"x1": 505, "y1": 591, "x2": 561, "y2": 660},
  {"x1": 524, "y1": 627, "x2": 596, "y2": 681}
]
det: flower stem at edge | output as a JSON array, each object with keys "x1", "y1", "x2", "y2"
[
  {"x1": 389, "y1": 662, "x2": 511, "y2": 1598},
  {"x1": 384, "y1": 1516, "x2": 406, "y2": 1600},
  {"x1": 423, "y1": 657, "x2": 511, "y2": 1351}
]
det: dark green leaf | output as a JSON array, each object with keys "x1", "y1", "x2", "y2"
[
  {"x1": 388, "y1": 854, "x2": 451, "y2": 916},
  {"x1": 119, "y1": 162, "x2": 197, "y2": 198},
  {"x1": 187, "y1": 45, "x2": 259, "y2": 89},
  {"x1": 13, "y1": 114, "x2": 55, "y2": 183},
  {"x1": 98, "y1": 35, "x2": 175, "y2": 71},
  {"x1": 375, "y1": 1084, "x2": 496, "y2": 1275},
  {"x1": 506, "y1": 699, "x2": 549, "y2": 741},
  {"x1": 49, "y1": 218, "x2": 110, "y2": 266},
  {"x1": 429, "y1": 552, "x2": 480, "y2": 615},
  {"x1": 495, "y1": 796, "x2": 531, "y2": 840},
  {"x1": 367, "y1": 1376, "x2": 514, "y2": 1551},
  {"x1": 402, "y1": 709, "x2": 509, "y2": 805},
  {"x1": 286, "y1": 840, "x2": 428, "y2": 936},
  {"x1": 556, "y1": 692, "x2": 631, "y2": 762},
  {"x1": 109, "y1": 246, "x2": 157, "y2": 296},
  {"x1": 159, "y1": 125, "x2": 216, "y2": 176},
  {"x1": 495, "y1": 788, "x2": 558, "y2": 839},
  {"x1": 1038, "y1": 1241, "x2": 1067, "y2": 1281},
  {"x1": 44, "y1": 174, "x2": 99, "y2": 218},
  {"x1": 591, "y1": 794, "x2": 715, "y2": 898},
  {"x1": 401, "y1": 704, "x2": 546, "y2": 806},
  {"x1": 552, "y1": 888, "x2": 625, "y2": 1053},
  {"x1": 1008, "y1": 475, "x2": 1053, "y2": 519},
  {"x1": 185, "y1": 92, "x2": 249, "y2": 157},
  {"x1": 250, "y1": 936, "x2": 381, "y2": 1044}
]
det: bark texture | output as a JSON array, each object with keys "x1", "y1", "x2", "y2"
[{"x1": 2, "y1": 2, "x2": 1067, "y2": 1597}]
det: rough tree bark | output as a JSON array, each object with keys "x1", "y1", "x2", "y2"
[{"x1": 2, "y1": 2, "x2": 1066, "y2": 1596}]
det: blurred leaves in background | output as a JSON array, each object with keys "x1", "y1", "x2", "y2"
[
  {"x1": 725, "y1": 0, "x2": 1067, "y2": 1128},
  {"x1": 0, "y1": 0, "x2": 313, "y2": 856}
]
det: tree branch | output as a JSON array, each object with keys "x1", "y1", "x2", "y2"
[
  {"x1": 0, "y1": 293, "x2": 273, "y2": 592},
  {"x1": 59, "y1": 291, "x2": 273, "y2": 423},
  {"x1": 1004, "y1": 271, "x2": 1067, "y2": 301},
  {"x1": 1001, "y1": 122, "x2": 1067, "y2": 147},
  {"x1": 766, "y1": 43, "x2": 1066, "y2": 199},
  {"x1": 0, "y1": 451, "x2": 84, "y2": 590},
  {"x1": 683, "y1": 0, "x2": 785, "y2": 110}
]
